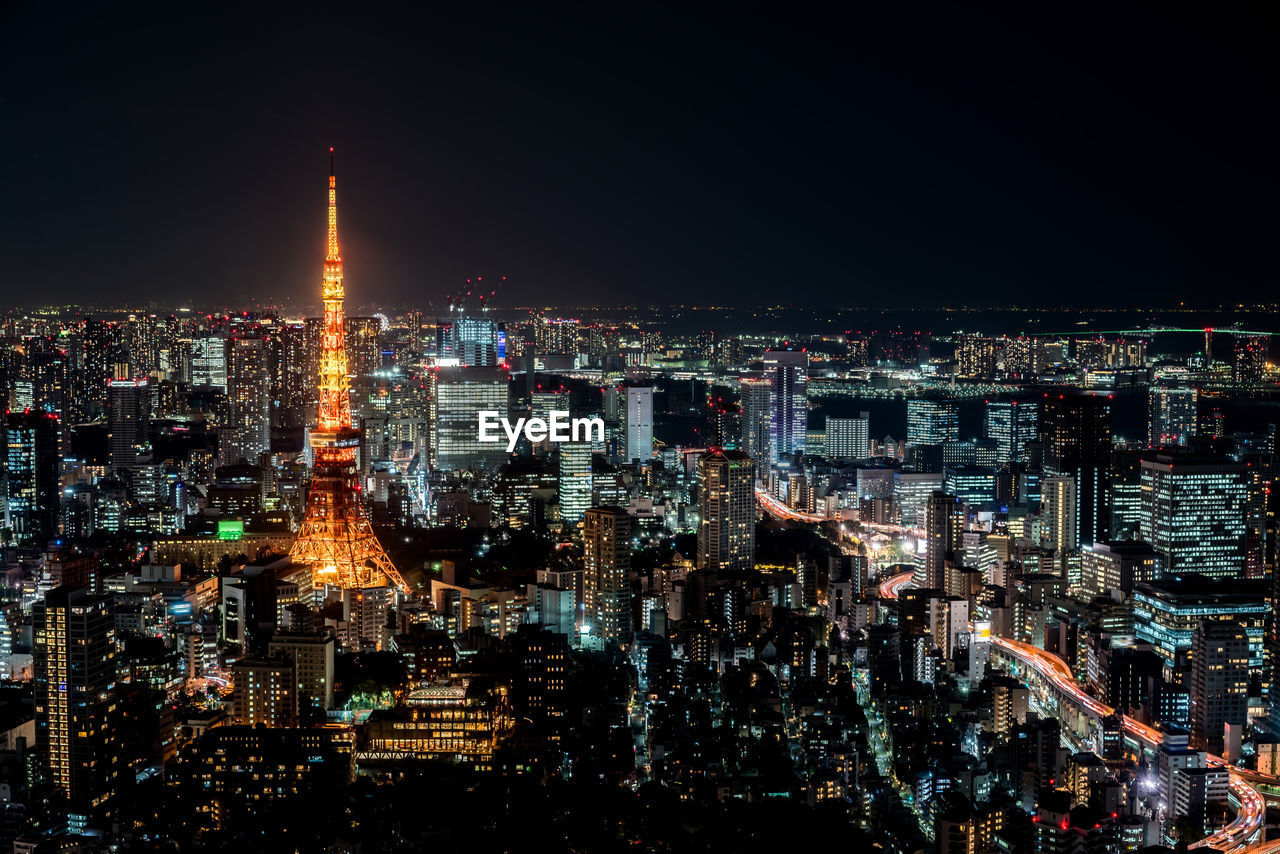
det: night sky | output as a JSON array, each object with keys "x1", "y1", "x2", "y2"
[{"x1": 0, "y1": 4, "x2": 1273, "y2": 310}]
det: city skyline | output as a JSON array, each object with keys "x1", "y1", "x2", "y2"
[{"x1": 2, "y1": 5, "x2": 1279, "y2": 853}]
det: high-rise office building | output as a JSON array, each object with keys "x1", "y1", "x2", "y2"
[
  {"x1": 601, "y1": 385, "x2": 623, "y2": 422},
  {"x1": 107, "y1": 377, "x2": 150, "y2": 472},
  {"x1": 739, "y1": 377, "x2": 772, "y2": 463},
  {"x1": 1040, "y1": 475, "x2": 1078, "y2": 556},
  {"x1": 764, "y1": 349, "x2": 807, "y2": 464},
  {"x1": 1081, "y1": 541, "x2": 1157, "y2": 597},
  {"x1": 696, "y1": 449, "x2": 756, "y2": 571},
  {"x1": 1109, "y1": 448, "x2": 1146, "y2": 541},
  {"x1": 191, "y1": 335, "x2": 227, "y2": 390},
  {"x1": 558, "y1": 441, "x2": 593, "y2": 524},
  {"x1": 1190, "y1": 621, "x2": 1249, "y2": 755},
  {"x1": 273, "y1": 321, "x2": 310, "y2": 425},
  {"x1": 1140, "y1": 455, "x2": 1248, "y2": 579},
  {"x1": 225, "y1": 336, "x2": 272, "y2": 465},
  {"x1": 1147, "y1": 386, "x2": 1198, "y2": 448},
  {"x1": 1042, "y1": 392, "x2": 1112, "y2": 545},
  {"x1": 530, "y1": 388, "x2": 570, "y2": 452},
  {"x1": 21, "y1": 340, "x2": 68, "y2": 422},
  {"x1": 34, "y1": 586, "x2": 120, "y2": 817},
  {"x1": 825, "y1": 413, "x2": 870, "y2": 460},
  {"x1": 923, "y1": 490, "x2": 963, "y2": 589},
  {"x1": 4, "y1": 410, "x2": 60, "y2": 544},
  {"x1": 907, "y1": 399, "x2": 959, "y2": 447},
  {"x1": 429, "y1": 365, "x2": 510, "y2": 471},
  {"x1": 437, "y1": 313, "x2": 501, "y2": 367},
  {"x1": 530, "y1": 387, "x2": 569, "y2": 423},
  {"x1": 344, "y1": 316, "x2": 383, "y2": 382},
  {"x1": 583, "y1": 507, "x2": 631, "y2": 645},
  {"x1": 894, "y1": 472, "x2": 942, "y2": 530},
  {"x1": 624, "y1": 386, "x2": 653, "y2": 463},
  {"x1": 985, "y1": 400, "x2": 1038, "y2": 464},
  {"x1": 943, "y1": 466, "x2": 997, "y2": 509}
]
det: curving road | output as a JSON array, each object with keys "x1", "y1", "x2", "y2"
[
  {"x1": 754, "y1": 488, "x2": 925, "y2": 538},
  {"x1": 993, "y1": 637, "x2": 1264, "y2": 850},
  {"x1": 877, "y1": 569, "x2": 915, "y2": 600},
  {"x1": 755, "y1": 487, "x2": 824, "y2": 523},
  {"x1": 878, "y1": 572, "x2": 1267, "y2": 851}
]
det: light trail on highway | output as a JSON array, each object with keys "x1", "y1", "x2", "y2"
[
  {"x1": 877, "y1": 569, "x2": 914, "y2": 600},
  {"x1": 991, "y1": 640, "x2": 1264, "y2": 850},
  {"x1": 754, "y1": 487, "x2": 824, "y2": 523},
  {"x1": 754, "y1": 488, "x2": 924, "y2": 538},
  {"x1": 879, "y1": 570, "x2": 1268, "y2": 850}
]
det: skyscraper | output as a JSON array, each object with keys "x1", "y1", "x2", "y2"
[
  {"x1": 107, "y1": 377, "x2": 150, "y2": 472},
  {"x1": 1042, "y1": 392, "x2": 1112, "y2": 546},
  {"x1": 22, "y1": 339, "x2": 68, "y2": 422},
  {"x1": 739, "y1": 377, "x2": 771, "y2": 463},
  {"x1": 907, "y1": 399, "x2": 959, "y2": 447},
  {"x1": 825, "y1": 413, "x2": 870, "y2": 460},
  {"x1": 583, "y1": 507, "x2": 631, "y2": 645},
  {"x1": 429, "y1": 365, "x2": 510, "y2": 471},
  {"x1": 894, "y1": 472, "x2": 942, "y2": 530},
  {"x1": 191, "y1": 335, "x2": 227, "y2": 390},
  {"x1": 624, "y1": 386, "x2": 653, "y2": 463},
  {"x1": 696, "y1": 449, "x2": 756, "y2": 571},
  {"x1": 1190, "y1": 621, "x2": 1249, "y2": 755},
  {"x1": 558, "y1": 441, "x2": 593, "y2": 524},
  {"x1": 1040, "y1": 475, "x2": 1078, "y2": 556},
  {"x1": 290, "y1": 151, "x2": 408, "y2": 594},
  {"x1": 923, "y1": 490, "x2": 963, "y2": 589},
  {"x1": 763, "y1": 349, "x2": 807, "y2": 464},
  {"x1": 225, "y1": 335, "x2": 272, "y2": 465},
  {"x1": 530, "y1": 387, "x2": 571, "y2": 452},
  {"x1": 273, "y1": 321, "x2": 310, "y2": 427},
  {"x1": 1140, "y1": 455, "x2": 1248, "y2": 579},
  {"x1": 344, "y1": 316, "x2": 383, "y2": 383},
  {"x1": 1147, "y1": 386, "x2": 1198, "y2": 447},
  {"x1": 984, "y1": 400, "x2": 1038, "y2": 464},
  {"x1": 1081, "y1": 541, "x2": 1156, "y2": 597},
  {"x1": 34, "y1": 586, "x2": 120, "y2": 818},
  {"x1": 4, "y1": 410, "x2": 60, "y2": 544},
  {"x1": 437, "y1": 313, "x2": 501, "y2": 366}
]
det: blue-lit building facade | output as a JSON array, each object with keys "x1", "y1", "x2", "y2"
[
  {"x1": 1140, "y1": 455, "x2": 1248, "y2": 579},
  {"x1": 1132, "y1": 579, "x2": 1269, "y2": 671},
  {"x1": 763, "y1": 348, "x2": 807, "y2": 465}
]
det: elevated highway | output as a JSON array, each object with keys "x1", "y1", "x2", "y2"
[{"x1": 879, "y1": 571, "x2": 1268, "y2": 850}]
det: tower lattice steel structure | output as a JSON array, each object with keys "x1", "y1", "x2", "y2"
[{"x1": 290, "y1": 150, "x2": 408, "y2": 594}]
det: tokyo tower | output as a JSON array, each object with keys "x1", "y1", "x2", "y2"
[{"x1": 290, "y1": 150, "x2": 409, "y2": 594}]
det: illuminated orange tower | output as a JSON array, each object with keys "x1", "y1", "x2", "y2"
[{"x1": 290, "y1": 150, "x2": 408, "y2": 594}]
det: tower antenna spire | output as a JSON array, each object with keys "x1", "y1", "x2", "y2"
[{"x1": 291, "y1": 151, "x2": 408, "y2": 595}]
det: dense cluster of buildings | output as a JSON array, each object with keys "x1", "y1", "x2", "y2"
[{"x1": 1, "y1": 184, "x2": 1278, "y2": 850}]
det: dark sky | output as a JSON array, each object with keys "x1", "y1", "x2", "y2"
[{"x1": 0, "y1": 3, "x2": 1273, "y2": 311}]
